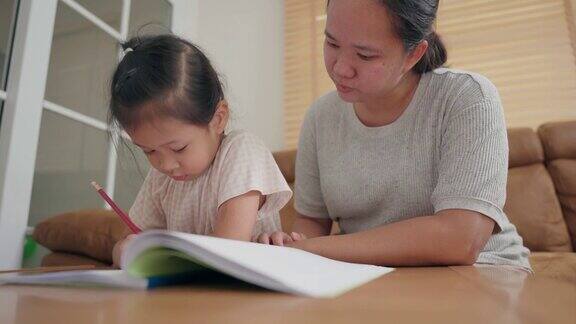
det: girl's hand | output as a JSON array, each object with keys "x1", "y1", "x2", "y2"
[
  {"x1": 112, "y1": 234, "x2": 136, "y2": 268},
  {"x1": 254, "y1": 231, "x2": 307, "y2": 246}
]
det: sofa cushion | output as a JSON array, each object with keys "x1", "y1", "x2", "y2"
[
  {"x1": 507, "y1": 128, "x2": 544, "y2": 168},
  {"x1": 280, "y1": 193, "x2": 297, "y2": 232},
  {"x1": 33, "y1": 209, "x2": 131, "y2": 263},
  {"x1": 504, "y1": 164, "x2": 573, "y2": 252},
  {"x1": 273, "y1": 149, "x2": 296, "y2": 183},
  {"x1": 539, "y1": 121, "x2": 576, "y2": 251},
  {"x1": 547, "y1": 160, "x2": 576, "y2": 249},
  {"x1": 547, "y1": 160, "x2": 576, "y2": 194},
  {"x1": 538, "y1": 121, "x2": 576, "y2": 160},
  {"x1": 529, "y1": 252, "x2": 576, "y2": 284}
]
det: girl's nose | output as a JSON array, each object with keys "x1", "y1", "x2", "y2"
[
  {"x1": 333, "y1": 56, "x2": 356, "y2": 79},
  {"x1": 160, "y1": 158, "x2": 179, "y2": 173}
]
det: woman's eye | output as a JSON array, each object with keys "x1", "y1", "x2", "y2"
[
  {"x1": 326, "y1": 41, "x2": 339, "y2": 48},
  {"x1": 143, "y1": 150, "x2": 155, "y2": 155},
  {"x1": 358, "y1": 53, "x2": 374, "y2": 61}
]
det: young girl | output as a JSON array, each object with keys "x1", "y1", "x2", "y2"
[
  {"x1": 257, "y1": 0, "x2": 531, "y2": 272},
  {"x1": 109, "y1": 34, "x2": 292, "y2": 267}
]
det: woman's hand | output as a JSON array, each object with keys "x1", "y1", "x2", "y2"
[
  {"x1": 254, "y1": 231, "x2": 307, "y2": 246},
  {"x1": 112, "y1": 234, "x2": 136, "y2": 268}
]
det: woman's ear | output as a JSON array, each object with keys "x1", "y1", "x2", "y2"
[
  {"x1": 209, "y1": 100, "x2": 229, "y2": 134},
  {"x1": 403, "y1": 40, "x2": 428, "y2": 73}
]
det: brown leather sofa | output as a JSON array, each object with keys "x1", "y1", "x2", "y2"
[{"x1": 33, "y1": 121, "x2": 576, "y2": 283}]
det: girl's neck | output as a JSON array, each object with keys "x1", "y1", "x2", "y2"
[{"x1": 353, "y1": 72, "x2": 421, "y2": 127}]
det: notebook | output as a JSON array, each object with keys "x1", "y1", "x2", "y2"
[{"x1": 0, "y1": 230, "x2": 393, "y2": 298}]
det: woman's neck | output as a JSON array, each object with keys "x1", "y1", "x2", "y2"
[{"x1": 354, "y1": 72, "x2": 421, "y2": 127}]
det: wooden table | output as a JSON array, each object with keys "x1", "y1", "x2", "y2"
[{"x1": 0, "y1": 266, "x2": 574, "y2": 324}]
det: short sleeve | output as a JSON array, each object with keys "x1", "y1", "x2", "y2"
[
  {"x1": 129, "y1": 169, "x2": 167, "y2": 230},
  {"x1": 217, "y1": 132, "x2": 292, "y2": 218},
  {"x1": 431, "y1": 98, "x2": 510, "y2": 232},
  {"x1": 294, "y1": 105, "x2": 330, "y2": 219}
]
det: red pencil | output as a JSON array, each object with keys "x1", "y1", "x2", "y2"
[{"x1": 90, "y1": 181, "x2": 141, "y2": 234}]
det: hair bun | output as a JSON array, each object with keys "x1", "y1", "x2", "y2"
[
  {"x1": 427, "y1": 30, "x2": 440, "y2": 42},
  {"x1": 121, "y1": 38, "x2": 142, "y2": 52}
]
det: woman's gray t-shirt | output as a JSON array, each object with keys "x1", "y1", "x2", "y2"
[{"x1": 294, "y1": 68, "x2": 531, "y2": 270}]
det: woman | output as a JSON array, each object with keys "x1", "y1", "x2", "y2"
[{"x1": 257, "y1": 0, "x2": 530, "y2": 271}]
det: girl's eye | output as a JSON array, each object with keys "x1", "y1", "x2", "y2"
[
  {"x1": 357, "y1": 53, "x2": 375, "y2": 61},
  {"x1": 174, "y1": 145, "x2": 188, "y2": 153},
  {"x1": 143, "y1": 150, "x2": 154, "y2": 155}
]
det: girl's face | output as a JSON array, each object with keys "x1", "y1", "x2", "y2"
[
  {"x1": 324, "y1": 0, "x2": 423, "y2": 103},
  {"x1": 128, "y1": 103, "x2": 228, "y2": 181}
]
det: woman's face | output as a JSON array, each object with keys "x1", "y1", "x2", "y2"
[{"x1": 324, "y1": 0, "x2": 414, "y2": 103}]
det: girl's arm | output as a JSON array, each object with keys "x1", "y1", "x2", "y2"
[
  {"x1": 213, "y1": 190, "x2": 262, "y2": 241},
  {"x1": 289, "y1": 209, "x2": 495, "y2": 266}
]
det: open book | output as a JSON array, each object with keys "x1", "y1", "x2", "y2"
[{"x1": 0, "y1": 230, "x2": 393, "y2": 298}]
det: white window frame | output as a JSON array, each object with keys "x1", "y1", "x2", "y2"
[
  {"x1": 0, "y1": 0, "x2": 176, "y2": 269},
  {"x1": 0, "y1": 0, "x2": 58, "y2": 270}
]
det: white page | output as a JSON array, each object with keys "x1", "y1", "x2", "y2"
[
  {"x1": 0, "y1": 270, "x2": 147, "y2": 289},
  {"x1": 124, "y1": 231, "x2": 393, "y2": 298}
]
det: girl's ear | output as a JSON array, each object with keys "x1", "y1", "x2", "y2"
[{"x1": 209, "y1": 100, "x2": 229, "y2": 134}]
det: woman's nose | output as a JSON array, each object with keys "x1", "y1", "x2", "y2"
[{"x1": 333, "y1": 56, "x2": 356, "y2": 79}]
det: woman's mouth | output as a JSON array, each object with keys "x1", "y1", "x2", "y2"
[
  {"x1": 172, "y1": 175, "x2": 189, "y2": 181},
  {"x1": 336, "y1": 83, "x2": 354, "y2": 93}
]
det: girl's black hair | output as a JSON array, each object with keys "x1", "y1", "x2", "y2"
[
  {"x1": 109, "y1": 34, "x2": 224, "y2": 131},
  {"x1": 327, "y1": 0, "x2": 447, "y2": 73}
]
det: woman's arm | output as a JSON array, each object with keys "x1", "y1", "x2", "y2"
[
  {"x1": 289, "y1": 209, "x2": 495, "y2": 266},
  {"x1": 291, "y1": 213, "x2": 332, "y2": 238},
  {"x1": 254, "y1": 212, "x2": 332, "y2": 245}
]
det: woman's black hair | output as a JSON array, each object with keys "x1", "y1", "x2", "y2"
[
  {"x1": 381, "y1": 0, "x2": 447, "y2": 73},
  {"x1": 109, "y1": 34, "x2": 224, "y2": 131},
  {"x1": 327, "y1": 0, "x2": 447, "y2": 73}
]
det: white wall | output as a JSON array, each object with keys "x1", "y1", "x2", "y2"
[{"x1": 172, "y1": 0, "x2": 285, "y2": 151}]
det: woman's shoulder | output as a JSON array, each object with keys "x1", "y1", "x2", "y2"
[
  {"x1": 424, "y1": 69, "x2": 506, "y2": 132},
  {"x1": 427, "y1": 68, "x2": 500, "y2": 106}
]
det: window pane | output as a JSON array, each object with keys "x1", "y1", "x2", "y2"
[
  {"x1": 0, "y1": 0, "x2": 18, "y2": 91},
  {"x1": 73, "y1": 0, "x2": 122, "y2": 32},
  {"x1": 129, "y1": 0, "x2": 172, "y2": 36},
  {"x1": 45, "y1": 2, "x2": 118, "y2": 122},
  {"x1": 114, "y1": 140, "x2": 150, "y2": 211},
  {"x1": 437, "y1": 0, "x2": 576, "y2": 128},
  {"x1": 112, "y1": 0, "x2": 172, "y2": 212},
  {"x1": 29, "y1": 110, "x2": 109, "y2": 226},
  {"x1": 283, "y1": 0, "x2": 333, "y2": 149},
  {"x1": 114, "y1": 139, "x2": 150, "y2": 211}
]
